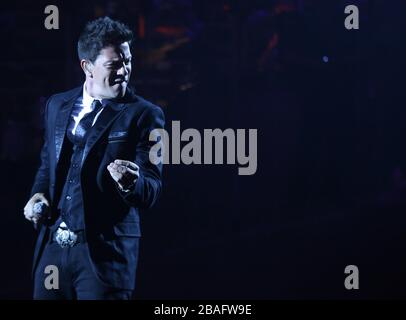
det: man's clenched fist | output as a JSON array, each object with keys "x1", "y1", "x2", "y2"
[
  {"x1": 24, "y1": 193, "x2": 49, "y2": 224},
  {"x1": 107, "y1": 159, "x2": 139, "y2": 192}
]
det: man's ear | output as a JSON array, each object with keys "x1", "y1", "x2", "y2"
[{"x1": 80, "y1": 59, "x2": 94, "y2": 78}]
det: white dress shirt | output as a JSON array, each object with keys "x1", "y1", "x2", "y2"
[{"x1": 71, "y1": 83, "x2": 104, "y2": 135}]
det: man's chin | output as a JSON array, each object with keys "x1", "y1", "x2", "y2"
[{"x1": 111, "y1": 83, "x2": 127, "y2": 98}]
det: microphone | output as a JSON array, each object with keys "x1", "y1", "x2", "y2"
[{"x1": 33, "y1": 201, "x2": 49, "y2": 230}]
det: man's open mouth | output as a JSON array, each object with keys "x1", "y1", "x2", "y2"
[{"x1": 112, "y1": 78, "x2": 128, "y2": 85}]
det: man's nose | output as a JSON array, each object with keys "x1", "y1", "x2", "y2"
[{"x1": 117, "y1": 63, "x2": 129, "y2": 77}]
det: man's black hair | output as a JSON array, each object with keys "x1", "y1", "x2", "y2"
[{"x1": 77, "y1": 16, "x2": 134, "y2": 63}]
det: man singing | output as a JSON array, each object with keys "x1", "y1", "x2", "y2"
[{"x1": 23, "y1": 16, "x2": 164, "y2": 299}]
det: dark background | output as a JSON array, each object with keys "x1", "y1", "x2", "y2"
[{"x1": 1, "y1": 0, "x2": 406, "y2": 299}]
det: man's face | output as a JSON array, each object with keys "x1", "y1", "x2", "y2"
[{"x1": 88, "y1": 42, "x2": 132, "y2": 99}]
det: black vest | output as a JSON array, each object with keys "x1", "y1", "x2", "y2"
[{"x1": 56, "y1": 96, "x2": 101, "y2": 231}]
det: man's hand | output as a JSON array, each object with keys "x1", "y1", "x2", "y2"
[
  {"x1": 107, "y1": 159, "x2": 139, "y2": 192},
  {"x1": 24, "y1": 193, "x2": 49, "y2": 224}
]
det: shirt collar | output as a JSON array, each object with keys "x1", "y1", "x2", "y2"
[{"x1": 83, "y1": 83, "x2": 103, "y2": 109}]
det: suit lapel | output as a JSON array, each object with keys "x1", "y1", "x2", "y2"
[
  {"x1": 54, "y1": 91, "x2": 80, "y2": 164},
  {"x1": 81, "y1": 101, "x2": 126, "y2": 165}
]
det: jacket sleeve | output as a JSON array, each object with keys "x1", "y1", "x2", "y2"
[
  {"x1": 118, "y1": 105, "x2": 165, "y2": 209},
  {"x1": 30, "y1": 96, "x2": 52, "y2": 198}
]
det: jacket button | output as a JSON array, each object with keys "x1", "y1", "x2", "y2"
[{"x1": 66, "y1": 195, "x2": 72, "y2": 200}]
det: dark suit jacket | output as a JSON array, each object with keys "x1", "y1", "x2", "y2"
[{"x1": 30, "y1": 86, "x2": 165, "y2": 289}]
